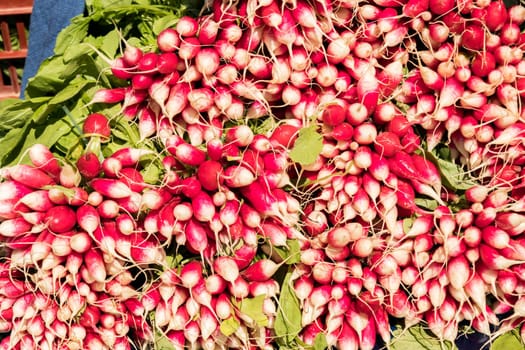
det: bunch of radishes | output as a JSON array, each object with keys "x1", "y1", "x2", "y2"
[{"x1": 1, "y1": 0, "x2": 525, "y2": 349}]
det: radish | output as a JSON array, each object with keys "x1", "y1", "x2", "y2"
[
  {"x1": 83, "y1": 113, "x2": 111, "y2": 138},
  {"x1": 211, "y1": 256, "x2": 239, "y2": 283},
  {"x1": 7, "y1": 164, "x2": 55, "y2": 189},
  {"x1": 184, "y1": 219, "x2": 209, "y2": 253},
  {"x1": 242, "y1": 259, "x2": 279, "y2": 282},
  {"x1": 45, "y1": 206, "x2": 76, "y2": 233},
  {"x1": 28, "y1": 144, "x2": 61, "y2": 178},
  {"x1": 173, "y1": 142, "x2": 206, "y2": 167},
  {"x1": 223, "y1": 165, "x2": 256, "y2": 188},
  {"x1": 111, "y1": 147, "x2": 154, "y2": 167},
  {"x1": 84, "y1": 249, "x2": 106, "y2": 283},
  {"x1": 76, "y1": 205, "x2": 100, "y2": 235},
  {"x1": 77, "y1": 153, "x2": 101, "y2": 179},
  {"x1": 90, "y1": 179, "x2": 132, "y2": 199},
  {"x1": 19, "y1": 190, "x2": 53, "y2": 212},
  {"x1": 0, "y1": 217, "x2": 32, "y2": 237}
]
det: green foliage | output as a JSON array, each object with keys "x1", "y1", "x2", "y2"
[
  {"x1": 273, "y1": 239, "x2": 301, "y2": 264},
  {"x1": 390, "y1": 325, "x2": 457, "y2": 350},
  {"x1": 233, "y1": 294, "x2": 269, "y2": 327},
  {"x1": 492, "y1": 328, "x2": 524, "y2": 350},
  {"x1": 0, "y1": 0, "x2": 202, "y2": 167},
  {"x1": 220, "y1": 317, "x2": 241, "y2": 337},
  {"x1": 289, "y1": 124, "x2": 323, "y2": 166},
  {"x1": 274, "y1": 270, "x2": 302, "y2": 347}
]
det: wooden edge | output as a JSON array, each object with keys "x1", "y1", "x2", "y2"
[{"x1": 0, "y1": 0, "x2": 33, "y2": 16}]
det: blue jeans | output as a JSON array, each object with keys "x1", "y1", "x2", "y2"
[{"x1": 20, "y1": 0, "x2": 85, "y2": 98}]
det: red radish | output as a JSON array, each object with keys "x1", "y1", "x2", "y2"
[
  {"x1": 242, "y1": 259, "x2": 279, "y2": 282},
  {"x1": 173, "y1": 142, "x2": 206, "y2": 167},
  {"x1": 176, "y1": 16, "x2": 198, "y2": 37},
  {"x1": 191, "y1": 191, "x2": 215, "y2": 222},
  {"x1": 28, "y1": 144, "x2": 61, "y2": 177},
  {"x1": 122, "y1": 45, "x2": 142, "y2": 67},
  {"x1": 130, "y1": 234, "x2": 164, "y2": 264},
  {"x1": 76, "y1": 205, "x2": 100, "y2": 235},
  {"x1": 374, "y1": 132, "x2": 403, "y2": 157},
  {"x1": 353, "y1": 123, "x2": 377, "y2": 145},
  {"x1": 111, "y1": 147, "x2": 154, "y2": 167},
  {"x1": 96, "y1": 200, "x2": 118, "y2": 220},
  {"x1": 356, "y1": 70, "x2": 379, "y2": 113},
  {"x1": 471, "y1": 52, "x2": 496, "y2": 78},
  {"x1": 0, "y1": 181, "x2": 32, "y2": 201},
  {"x1": 180, "y1": 261, "x2": 203, "y2": 289},
  {"x1": 137, "y1": 52, "x2": 158, "y2": 72},
  {"x1": 0, "y1": 217, "x2": 32, "y2": 237},
  {"x1": 461, "y1": 24, "x2": 486, "y2": 51},
  {"x1": 225, "y1": 125, "x2": 254, "y2": 147},
  {"x1": 109, "y1": 60, "x2": 133, "y2": 80},
  {"x1": 388, "y1": 151, "x2": 421, "y2": 182},
  {"x1": 156, "y1": 53, "x2": 178, "y2": 75},
  {"x1": 260, "y1": 221, "x2": 288, "y2": 247},
  {"x1": 347, "y1": 103, "x2": 369, "y2": 126},
  {"x1": 148, "y1": 82, "x2": 170, "y2": 114},
  {"x1": 58, "y1": 163, "x2": 81, "y2": 188},
  {"x1": 411, "y1": 154, "x2": 441, "y2": 189},
  {"x1": 76, "y1": 153, "x2": 101, "y2": 179},
  {"x1": 92, "y1": 87, "x2": 129, "y2": 106},
  {"x1": 217, "y1": 22, "x2": 243, "y2": 43},
  {"x1": 83, "y1": 113, "x2": 111, "y2": 138},
  {"x1": 157, "y1": 28, "x2": 179, "y2": 52},
  {"x1": 223, "y1": 165, "x2": 255, "y2": 188},
  {"x1": 118, "y1": 168, "x2": 147, "y2": 193},
  {"x1": 438, "y1": 77, "x2": 464, "y2": 108},
  {"x1": 166, "y1": 83, "x2": 190, "y2": 118},
  {"x1": 212, "y1": 256, "x2": 239, "y2": 283},
  {"x1": 7, "y1": 164, "x2": 55, "y2": 189},
  {"x1": 187, "y1": 88, "x2": 214, "y2": 112},
  {"x1": 403, "y1": 0, "x2": 429, "y2": 17},
  {"x1": 197, "y1": 16, "x2": 219, "y2": 44},
  {"x1": 19, "y1": 190, "x2": 53, "y2": 212},
  {"x1": 0, "y1": 198, "x2": 25, "y2": 220},
  {"x1": 270, "y1": 124, "x2": 300, "y2": 148},
  {"x1": 45, "y1": 206, "x2": 76, "y2": 233},
  {"x1": 84, "y1": 249, "x2": 106, "y2": 283},
  {"x1": 480, "y1": 244, "x2": 521, "y2": 270},
  {"x1": 185, "y1": 219, "x2": 208, "y2": 253},
  {"x1": 70, "y1": 232, "x2": 92, "y2": 253},
  {"x1": 90, "y1": 179, "x2": 132, "y2": 199},
  {"x1": 101, "y1": 157, "x2": 122, "y2": 178}
]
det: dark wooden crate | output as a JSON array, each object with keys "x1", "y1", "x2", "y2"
[{"x1": 0, "y1": 0, "x2": 33, "y2": 100}]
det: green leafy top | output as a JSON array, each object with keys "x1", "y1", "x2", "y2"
[
  {"x1": 390, "y1": 325, "x2": 457, "y2": 350},
  {"x1": 274, "y1": 270, "x2": 303, "y2": 347},
  {"x1": 289, "y1": 124, "x2": 323, "y2": 166},
  {"x1": 0, "y1": 0, "x2": 202, "y2": 167}
]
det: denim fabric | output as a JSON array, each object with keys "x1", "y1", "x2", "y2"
[{"x1": 20, "y1": 0, "x2": 85, "y2": 98}]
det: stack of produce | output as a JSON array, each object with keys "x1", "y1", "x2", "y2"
[{"x1": 0, "y1": 0, "x2": 523, "y2": 349}]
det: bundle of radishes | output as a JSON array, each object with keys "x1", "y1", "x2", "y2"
[{"x1": 0, "y1": 0, "x2": 524, "y2": 349}]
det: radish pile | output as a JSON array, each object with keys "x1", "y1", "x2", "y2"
[{"x1": 1, "y1": 0, "x2": 524, "y2": 349}]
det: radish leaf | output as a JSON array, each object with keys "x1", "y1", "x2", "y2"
[
  {"x1": 275, "y1": 270, "x2": 302, "y2": 346},
  {"x1": 153, "y1": 330, "x2": 177, "y2": 350},
  {"x1": 234, "y1": 294, "x2": 268, "y2": 327},
  {"x1": 414, "y1": 198, "x2": 439, "y2": 210},
  {"x1": 274, "y1": 239, "x2": 301, "y2": 264},
  {"x1": 313, "y1": 333, "x2": 328, "y2": 350},
  {"x1": 436, "y1": 158, "x2": 477, "y2": 191},
  {"x1": 390, "y1": 325, "x2": 457, "y2": 350},
  {"x1": 220, "y1": 316, "x2": 240, "y2": 337},
  {"x1": 492, "y1": 328, "x2": 523, "y2": 350},
  {"x1": 289, "y1": 124, "x2": 322, "y2": 166},
  {"x1": 426, "y1": 151, "x2": 476, "y2": 191}
]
